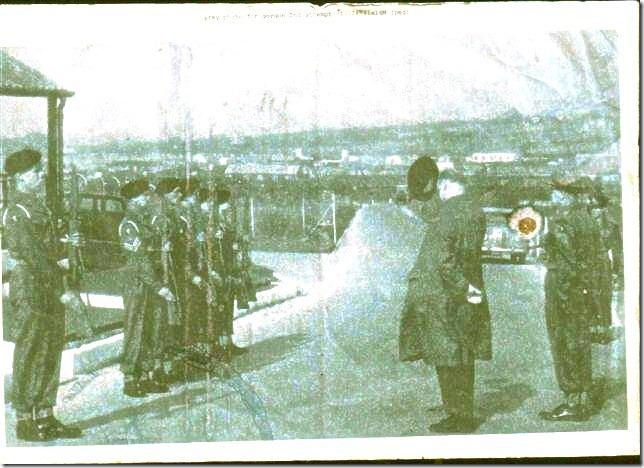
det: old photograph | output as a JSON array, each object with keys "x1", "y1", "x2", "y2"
[{"x1": 0, "y1": 2, "x2": 639, "y2": 463}]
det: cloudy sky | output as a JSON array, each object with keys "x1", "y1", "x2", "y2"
[{"x1": 0, "y1": 5, "x2": 620, "y2": 144}]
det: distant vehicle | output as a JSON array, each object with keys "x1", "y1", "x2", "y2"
[
  {"x1": 482, "y1": 207, "x2": 535, "y2": 264},
  {"x1": 77, "y1": 193, "x2": 127, "y2": 271}
]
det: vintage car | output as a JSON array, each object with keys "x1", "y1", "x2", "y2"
[{"x1": 481, "y1": 207, "x2": 540, "y2": 264}]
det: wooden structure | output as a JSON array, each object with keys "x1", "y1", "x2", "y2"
[{"x1": 0, "y1": 49, "x2": 74, "y2": 213}]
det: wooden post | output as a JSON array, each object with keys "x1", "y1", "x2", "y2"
[
  {"x1": 47, "y1": 95, "x2": 60, "y2": 214},
  {"x1": 332, "y1": 192, "x2": 337, "y2": 245},
  {"x1": 250, "y1": 197, "x2": 255, "y2": 237},
  {"x1": 301, "y1": 196, "x2": 306, "y2": 234}
]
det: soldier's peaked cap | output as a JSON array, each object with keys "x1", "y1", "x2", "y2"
[
  {"x1": 5, "y1": 149, "x2": 42, "y2": 176},
  {"x1": 156, "y1": 177, "x2": 182, "y2": 195},
  {"x1": 120, "y1": 178, "x2": 150, "y2": 200},
  {"x1": 197, "y1": 187, "x2": 231, "y2": 205},
  {"x1": 407, "y1": 156, "x2": 439, "y2": 200}
]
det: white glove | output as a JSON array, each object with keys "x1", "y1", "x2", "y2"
[
  {"x1": 196, "y1": 232, "x2": 205, "y2": 242},
  {"x1": 192, "y1": 275, "x2": 203, "y2": 287},
  {"x1": 158, "y1": 287, "x2": 175, "y2": 302},
  {"x1": 60, "y1": 291, "x2": 75, "y2": 305},
  {"x1": 57, "y1": 258, "x2": 71, "y2": 270},
  {"x1": 161, "y1": 240, "x2": 172, "y2": 252},
  {"x1": 467, "y1": 284, "x2": 482, "y2": 304},
  {"x1": 209, "y1": 270, "x2": 222, "y2": 283}
]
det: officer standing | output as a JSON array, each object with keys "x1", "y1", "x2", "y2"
[
  {"x1": 118, "y1": 179, "x2": 175, "y2": 397},
  {"x1": 400, "y1": 160, "x2": 490, "y2": 434},
  {"x1": 539, "y1": 175, "x2": 602, "y2": 421},
  {"x1": 3, "y1": 149, "x2": 82, "y2": 441}
]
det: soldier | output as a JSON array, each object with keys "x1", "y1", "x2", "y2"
[
  {"x1": 401, "y1": 162, "x2": 490, "y2": 434},
  {"x1": 588, "y1": 181, "x2": 615, "y2": 344},
  {"x1": 3, "y1": 149, "x2": 82, "y2": 441},
  {"x1": 118, "y1": 178, "x2": 175, "y2": 397},
  {"x1": 539, "y1": 175, "x2": 602, "y2": 421},
  {"x1": 150, "y1": 177, "x2": 185, "y2": 382},
  {"x1": 172, "y1": 178, "x2": 205, "y2": 352},
  {"x1": 196, "y1": 186, "x2": 247, "y2": 360}
]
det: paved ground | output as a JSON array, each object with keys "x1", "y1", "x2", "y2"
[{"x1": 4, "y1": 204, "x2": 628, "y2": 446}]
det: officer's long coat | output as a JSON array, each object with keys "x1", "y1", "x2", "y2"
[
  {"x1": 3, "y1": 192, "x2": 66, "y2": 412},
  {"x1": 400, "y1": 193, "x2": 491, "y2": 367}
]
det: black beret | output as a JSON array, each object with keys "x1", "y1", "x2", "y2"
[
  {"x1": 5, "y1": 149, "x2": 42, "y2": 176},
  {"x1": 407, "y1": 156, "x2": 439, "y2": 201},
  {"x1": 156, "y1": 177, "x2": 182, "y2": 195},
  {"x1": 120, "y1": 178, "x2": 150, "y2": 200},
  {"x1": 197, "y1": 187, "x2": 231, "y2": 205}
]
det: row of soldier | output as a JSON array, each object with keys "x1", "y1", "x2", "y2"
[
  {"x1": 117, "y1": 176, "x2": 256, "y2": 397},
  {"x1": 2, "y1": 148, "x2": 257, "y2": 441}
]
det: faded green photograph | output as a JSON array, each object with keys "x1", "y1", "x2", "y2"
[{"x1": 0, "y1": 4, "x2": 633, "y2": 457}]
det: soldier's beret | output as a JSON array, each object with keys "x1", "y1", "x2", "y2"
[
  {"x1": 407, "y1": 156, "x2": 439, "y2": 201},
  {"x1": 120, "y1": 178, "x2": 150, "y2": 200},
  {"x1": 197, "y1": 187, "x2": 231, "y2": 205},
  {"x1": 156, "y1": 177, "x2": 182, "y2": 195},
  {"x1": 5, "y1": 149, "x2": 42, "y2": 176}
]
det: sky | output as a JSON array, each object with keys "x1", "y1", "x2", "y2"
[{"x1": 0, "y1": 7, "x2": 620, "y2": 144}]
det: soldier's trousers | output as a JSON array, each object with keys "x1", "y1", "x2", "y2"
[
  {"x1": 10, "y1": 265, "x2": 65, "y2": 413},
  {"x1": 213, "y1": 287, "x2": 234, "y2": 337},
  {"x1": 436, "y1": 364, "x2": 475, "y2": 419},
  {"x1": 593, "y1": 257, "x2": 613, "y2": 328},
  {"x1": 544, "y1": 270, "x2": 593, "y2": 395},
  {"x1": 121, "y1": 288, "x2": 163, "y2": 377}
]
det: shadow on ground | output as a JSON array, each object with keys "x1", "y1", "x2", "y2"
[
  {"x1": 477, "y1": 378, "x2": 537, "y2": 421},
  {"x1": 74, "y1": 333, "x2": 309, "y2": 432}
]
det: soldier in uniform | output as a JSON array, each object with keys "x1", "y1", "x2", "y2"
[
  {"x1": 195, "y1": 186, "x2": 247, "y2": 360},
  {"x1": 539, "y1": 175, "x2": 602, "y2": 421},
  {"x1": 3, "y1": 149, "x2": 82, "y2": 441},
  {"x1": 119, "y1": 178, "x2": 175, "y2": 397},
  {"x1": 588, "y1": 181, "x2": 615, "y2": 344},
  {"x1": 400, "y1": 162, "x2": 490, "y2": 434},
  {"x1": 170, "y1": 178, "x2": 205, "y2": 359}
]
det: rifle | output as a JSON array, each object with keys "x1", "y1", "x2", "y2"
[
  {"x1": 233, "y1": 187, "x2": 256, "y2": 309},
  {"x1": 158, "y1": 202, "x2": 181, "y2": 328},
  {"x1": 204, "y1": 171, "x2": 220, "y2": 348},
  {"x1": 61, "y1": 165, "x2": 94, "y2": 340}
]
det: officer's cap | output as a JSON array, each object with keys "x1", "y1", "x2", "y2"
[
  {"x1": 197, "y1": 187, "x2": 231, "y2": 205},
  {"x1": 5, "y1": 149, "x2": 42, "y2": 176},
  {"x1": 407, "y1": 156, "x2": 439, "y2": 201},
  {"x1": 120, "y1": 178, "x2": 150, "y2": 200},
  {"x1": 156, "y1": 177, "x2": 182, "y2": 195}
]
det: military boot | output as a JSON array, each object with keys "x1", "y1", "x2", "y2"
[
  {"x1": 16, "y1": 418, "x2": 56, "y2": 442},
  {"x1": 38, "y1": 416, "x2": 83, "y2": 439}
]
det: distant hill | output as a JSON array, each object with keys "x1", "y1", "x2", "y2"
[{"x1": 1, "y1": 104, "x2": 619, "y2": 165}]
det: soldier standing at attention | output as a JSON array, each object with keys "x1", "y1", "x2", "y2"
[
  {"x1": 196, "y1": 187, "x2": 247, "y2": 360},
  {"x1": 119, "y1": 179, "x2": 175, "y2": 397},
  {"x1": 539, "y1": 176, "x2": 602, "y2": 421},
  {"x1": 3, "y1": 149, "x2": 82, "y2": 441}
]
